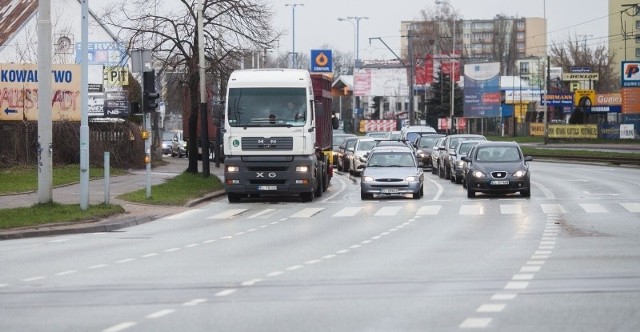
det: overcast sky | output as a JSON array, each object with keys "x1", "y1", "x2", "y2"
[{"x1": 270, "y1": 0, "x2": 609, "y2": 61}]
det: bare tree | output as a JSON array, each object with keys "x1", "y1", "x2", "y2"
[
  {"x1": 101, "y1": 0, "x2": 277, "y2": 173},
  {"x1": 549, "y1": 35, "x2": 617, "y2": 92}
]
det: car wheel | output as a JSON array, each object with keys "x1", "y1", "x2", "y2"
[
  {"x1": 227, "y1": 192, "x2": 242, "y2": 203},
  {"x1": 444, "y1": 165, "x2": 451, "y2": 180},
  {"x1": 438, "y1": 164, "x2": 444, "y2": 178},
  {"x1": 360, "y1": 192, "x2": 371, "y2": 200},
  {"x1": 412, "y1": 191, "x2": 421, "y2": 199},
  {"x1": 454, "y1": 173, "x2": 462, "y2": 184},
  {"x1": 462, "y1": 177, "x2": 467, "y2": 188},
  {"x1": 419, "y1": 185, "x2": 424, "y2": 197},
  {"x1": 467, "y1": 187, "x2": 475, "y2": 198},
  {"x1": 431, "y1": 163, "x2": 437, "y2": 174},
  {"x1": 520, "y1": 188, "x2": 531, "y2": 197},
  {"x1": 449, "y1": 169, "x2": 455, "y2": 182}
]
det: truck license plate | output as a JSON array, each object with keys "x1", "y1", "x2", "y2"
[
  {"x1": 258, "y1": 185, "x2": 277, "y2": 191},
  {"x1": 490, "y1": 180, "x2": 509, "y2": 185}
]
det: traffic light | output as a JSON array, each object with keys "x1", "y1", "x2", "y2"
[{"x1": 143, "y1": 70, "x2": 160, "y2": 113}]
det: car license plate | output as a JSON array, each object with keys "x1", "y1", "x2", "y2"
[
  {"x1": 258, "y1": 185, "x2": 277, "y2": 190},
  {"x1": 381, "y1": 188, "x2": 399, "y2": 194},
  {"x1": 490, "y1": 180, "x2": 509, "y2": 185}
]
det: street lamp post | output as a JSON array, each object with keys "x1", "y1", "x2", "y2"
[
  {"x1": 285, "y1": 3, "x2": 303, "y2": 68},
  {"x1": 436, "y1": 0, "x2": 456, "y2": 134},
  {"x1": 338, "y1": 16, "x2": 368, "y2": 129}
]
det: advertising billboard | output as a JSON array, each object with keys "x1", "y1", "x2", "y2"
[
  {"x1": 463, "y1": 62, "x2": 501, "y2": 117},
  {"x1": 354, "y1": 68, "x2": 408, "y2": 97}
]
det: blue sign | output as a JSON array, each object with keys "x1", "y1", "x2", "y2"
[
  {"x1": 310, "y1": 49, "x2": 332, "y2": 73},
  {"x1": 570, "y1": 66, "x2": 592, "y2": 73},
  {"x1": 75, "y1": 42, "x2": 127, "y2": 66},
  {"x1": 621, "y1": 61, "x2": 640, "y2": 87}
]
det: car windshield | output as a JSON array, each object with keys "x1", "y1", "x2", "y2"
[
  {"x1": 162, "y1": 132, "x2": 174, "y2": 141},
  {"x1": 227, "y1": 87, "x2": 307, "y2": 127},
  {"x1": 368, "y1": 152, "x2": 416, "y2": 167},
  {"x1": 475, "y1": 146, "x2": 521, "y2": 162},
  {"x1": 458, "y1": 142, "x2": 479, "y2": 155},
  {"x1": 418, "y1": 137, "x2": 441, "y2": 149},
  {"x1": 333, "y1": 136, "x2": 349, "y2": 147}
]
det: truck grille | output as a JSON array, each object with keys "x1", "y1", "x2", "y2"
[{"x1": 242, "y1": 137, "x2": 293, "y2": 151}]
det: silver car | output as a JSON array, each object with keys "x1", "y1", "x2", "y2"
[
  {"x1": 360, "y1": 147, "x2": 424, "y2": 200},
  {"x1": 350, "y1": 138, "x2": 377, "y2": 176}
]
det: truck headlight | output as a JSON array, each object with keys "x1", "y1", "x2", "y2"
[
  {"x1": 296, "y1": 166, "x2": 309, "y2": 172},
  {"x1": 226, "y1": 166, "x2": 239, "y2": 172}
]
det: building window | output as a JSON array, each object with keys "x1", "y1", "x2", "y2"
[
  {"x1": 520, "y1": 62, "x2": 530, "y2": 74},
  {"x1": 396, "y1": 102, "x2": 402, "y2": 111},
  {"x1": 636, "y1": 48, "x2": 640, "y2": 58},
  {"x1": 636, "y1": 35, "x2": 640, "y2": 43}
]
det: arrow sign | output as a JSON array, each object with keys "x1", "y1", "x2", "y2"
[{"x1": 4, "y1": 107, "x2": 17, "y2": 115}]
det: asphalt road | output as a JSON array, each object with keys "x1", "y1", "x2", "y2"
[{"x1": 0, "y1": 161, "x2": 639, "y2": 331}]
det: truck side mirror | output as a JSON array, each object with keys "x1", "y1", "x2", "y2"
[{"x1": 332, "y1": 116, "x2": 339, "y2": 130}]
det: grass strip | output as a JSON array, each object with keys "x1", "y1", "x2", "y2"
[
  {"x1": 117, "y1": 172, "x2": 224, "y2": 206},
  {"x1": 0, "y1": 202, "x2": 125, "y2": 229}
]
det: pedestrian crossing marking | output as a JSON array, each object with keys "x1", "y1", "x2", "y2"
[
  {"x1": 333, "y1": 207, "x2": 364, "y2": 217},
  {"x1": 208, "y1": 209, "x2": 248, "y2": 219},
  {"x1": 247, "y1": 209, "x2": 276, "y2": 219},
  {"x1": 416, "y1": 205, "x2": 441, "y2": 215},
  {"x1": 375, "y1": 206, "x2": 402, "y2": 216},
  {"x1": 579, "y1": 203, "x2": 607, "y2": 213},
  {"x1": 290, "y1": 208, "x2": 325, "y2": 218},
  {"x1": 540, "y1": 204, "x2": 566, "y2": 214},
  {"x1": 500, "y1": 204, "x2": 523, "y2": 214},
  {"x1": 620, "y1": 203, "x2": 640, "y2": 213},
  {"x1": 460, "y1": 205, "x2": 483, "y2": 215}
]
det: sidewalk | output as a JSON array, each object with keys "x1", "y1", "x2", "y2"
[{"x1": 0, "y1": 157, "x2": 226, "y2": 240}]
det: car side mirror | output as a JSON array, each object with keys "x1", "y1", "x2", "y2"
[
  {"x1": 524, "y1": 156, "x2": 533, "y2": 162},
  {"x1": 461, "y1": 156, "x2": 470, "y2": 162}
]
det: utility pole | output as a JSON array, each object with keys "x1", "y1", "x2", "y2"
[
  {"x1": 198, "y1": 0, "x2": 210, "y2": 177},
  {"x1": 285, "y1": 3, "x2": 303, "y2": 68},
  {"x1": 37, "y1": 0, "x2": 53, "y2": 204}
]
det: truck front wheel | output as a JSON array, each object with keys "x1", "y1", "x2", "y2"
[
  {"x1": 301, "y1": 191, "x2": 314, "y2": 202},
  {"x1": 227, "y1": 192, "x2": 242, "y2": 203}
]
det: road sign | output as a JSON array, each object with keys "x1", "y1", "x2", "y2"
[{"x1": 103, "y1": 67, "x2": 128, "y2": 86}]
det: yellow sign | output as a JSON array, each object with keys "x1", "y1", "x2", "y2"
[
  {"x1": 104, "y1": 66, "x2": 129, "y2": 86},
  {"x1": 574, "y1": 89, "x2": 595, "y2": 107},
  {"x1": 0, "y1": 63, "x2": 81, "y2": 121},
  {"x1": 530, "y1": 123, "x2": 545, "y2": 136},
  {"x1": 562, "y1": 73, "x2": 599, "y2": 81},
  {"x1": 548, "y1": 124, "x2": 598, "y2": 139}
]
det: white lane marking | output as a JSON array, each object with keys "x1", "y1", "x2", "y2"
[
  {"x1": 146, "y1": 309, "x2": 175, "y2": 319},
  {"x1": 305, "y1": 259, "x2": 321, "y2": 265},
  {"x1": 520, "y1": 266, "x2": 541, "y2": 272},
  {"x1": 290, "y1": 208, "x2": 325, "y2": 218},
  {"x1": 183, "y1": 298, "x2": 207, "y2": 306},
  {"x1": 350, "y1": 244, "x2": 361, "y2": 249},
  {"x1": 531, "y1": 255, "x2": 549, "y2": 260},
  {"x1": 208, "y1": 209, "x2": 248, "y2": 219},
  {"x1": 322, "y1": 177, "x2": 348, "y2": 203},
  {"x1": 336, "y1": 249, "x2": 350, "y2": 254},
  {"x1": 55, "y1": 270, "x2": 78, "y2": 276},
  {"x1": 0, "y1": 284, "x2": 8, "y2": 288},
  {"x1": 185, "y1": 243, "x2": 200, "y2": 248},
  {"x1": 234, "y1": 232, "x2": 245, "y2": 236},
  {"x1": 322, "y1": 254, "x2": 336, "y2": 260},
  {"x1": 540, "y1": 204, "x2": 566, "y2": 214},
  {"x1": 539, "y1": 246, "x2": 555, "y2": 250},
  {"x1": 88, "y1": 264, "x2": 108, "y2": 270},
  {"x1": 332, "y1": 207, "x2": 364, "y2": 217},
  {"x1": 23, "y1": 276, "x2": 46, "y2": 282},
  {"x1": 491, "y1": 293, "x2": 517, "y2": 300},
  {"x1": 460, "y1": 204, "x2": 483, "y2": 215},
  {"x1": 425, "y1": 177, "x2": 444, "y2": 201},
  {"x1": 526, "y1": 260, "x2": 545, "y2": 265},
  {"x1": 531, "y1": 180, "x2": 555, "y2": 200},
  {"x1": 540, "y1": 241, "x2": 556, "y2": 245},
  {"x1": 361, "y1": 240, "x2": 372, "y2": 244},
  {"x1": 215, "y1": 289, "x2": 237, "y2": 297},
  {"x1": 477, "y1": 303, "x2": 506, "y2": 313},
  {"x1": 374, "y1": 206, "x2": 402, "y2": 216},
  {"x1": 116, "y1": 258, "x2": 135, "y2": 264},
  {"x1": 266, "y1": 271, "x2": 284, "y2": 277},
  {"x1": 165, "y1": 209, "x2": 205, "y2": 220},
  {"x1": 500, "y1": 204, "x2": 522, "y2": 214},
  {"x1": 165, "y1": 248, "x2": 181, "y2": 252},
  {"x1": 141, "y1": 253, "x2": 158, "y2": 258},
  {"x1": 286, "y1": 265, "x2": 303, "y2": 271},
  {"x1": 460, "y1": 318, "x2": 492, "y2": 328},
  {"x1": 512, "y1": 274, "x2": 534, "y2": 280},
  {"x1": 49, "y1": 239, "x2": 70, "y2": 243},
  {"x1": 241, "y1": 279, "x2": 263, "y2": 286},
  {"x1": 102, "y1": 322, "x2": 137, "y2": 332},
  {"x1": 416, "y1": 205, "x2": 441, "y2": 215},
  {"x1": 504, "y1": 281, "x2": 529, "y2": 290},
  {"x1": 579, "y1": 203, "x2": 607, "y2": 213},
  {"x1": 534, "y1": 250, "x2": 552, "y2": 255},
  {"x1": 621, "y1": 202, "x2": 640, "y2": 213},
  {"x1": 247, "y1": 209, "x2": 276, "y2": 219},
  {"x1": 203, "y1": 239, "x2": 216, "y2": 244}
]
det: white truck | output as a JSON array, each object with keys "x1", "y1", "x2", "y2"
[{"x1": 223, "y1": 69, "x2": 338, "y2": 202}]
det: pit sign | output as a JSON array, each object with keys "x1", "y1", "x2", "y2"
[{"x1": 104, "y1": 66, "x2": 129, "y2": 86}]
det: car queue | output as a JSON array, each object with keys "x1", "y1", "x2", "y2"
[{"x1": 334, "y1": 128, "x2": 533, "y2": 200}]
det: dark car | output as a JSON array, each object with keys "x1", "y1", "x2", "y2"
[
  {"x1": 438, "y1": 134, "x2": 486, "y2": 180},
  {"x1": 462, "y1": 141, "x2": 533, "y2": 198},
  {"x1": 449, "y1": 140, "x2": 482, "y2": 184},
  {"x1": 338, "y1": 136, "x2": 359, "y2": 172},
  {"x1": 332, "y1": 133, "x2": 356, "y2": 166},
  {"x1": 360, "y1": 146, "x2": 424, "y2": 200},
  {"x1": 413, "y1": 134, "x2": 446, "y2": 170}
]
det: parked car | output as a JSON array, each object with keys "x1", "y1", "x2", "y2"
[
  {"x1": 438, "y1": 134, "x2": 487, "y2": 180},
  {"x1": 449, "y1": 140, "x2": 482, "y2": 184},
  {"x1": 332, "y1": 133, "x2": 356, "y2": 166},
  {"x1": 350, "y1": 138, "x2": 378, "y2": 176},
  {"x1": 360, "y1": 146, "x2": 424, "y2": 200},
  {"x1": 413, "y1": 133, "x2": 446, "y2": 170},
  {"x1": 462, "y1": 141, "x2": 533, "y2": 198},
  {"x1": 170, "y1": 130, "x2": 187, "y2": 158},
  {"x1": 431, "y1": 137, "x2": 447, "y2": 175},
  {"x1": 338, "y1": 136, "x2": 359, "y2": 172}
]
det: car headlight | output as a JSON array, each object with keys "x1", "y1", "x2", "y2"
[
  {"x1": 472, "y1": 171, "x2": 486, "y2": 178},
  {"x1": 456, "y1": 160, "x2": 465, "y2": 167},
  {"x1": 226, "y1": 165, "x2": 239, "y2": 172},
  {"x1": 405, "y1": 176, "x2": 419, "y2": 182},
  {"x1": 362, "y1": 176, "x2": 374, "y2": 182},
  {"x1": 296, "y1": 166, "x2": 309, "y2": 172},
  {"x1": 512, "y1": 170, "x2": 527, "y2": 177}
]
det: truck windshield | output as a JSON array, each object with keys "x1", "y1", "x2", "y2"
[{"x1": 227, "y1": 87, "x2": 307, "y2": 127}]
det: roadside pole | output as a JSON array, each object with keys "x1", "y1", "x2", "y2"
[{"x1": 37, "y1": 0, "x2": 53, "y2": 204}]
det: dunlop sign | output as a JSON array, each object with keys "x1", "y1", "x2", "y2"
[{"x1": 562, "y1": 73, "x2": 599, "y2": 81}]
